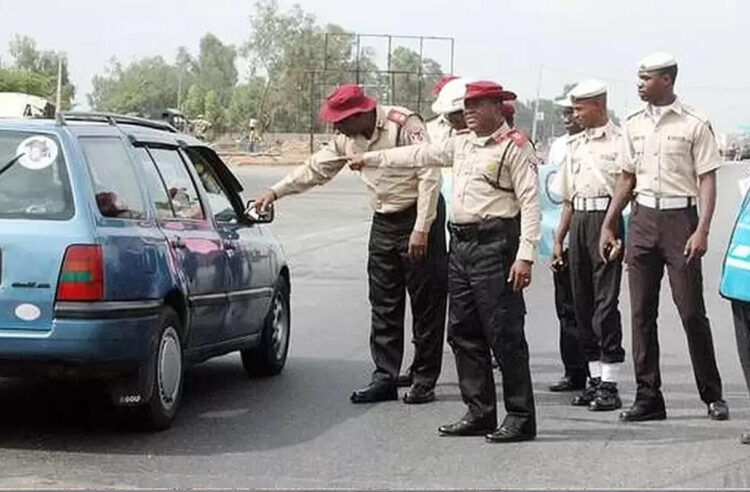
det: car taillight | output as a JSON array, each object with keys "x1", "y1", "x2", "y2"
[{"x1": 56, "y1": 245, "x2": 104, "y2": 301}]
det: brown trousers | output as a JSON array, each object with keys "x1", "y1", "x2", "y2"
[{"x1": 626, "y1": 203, "x2": 722, "y2": 404}]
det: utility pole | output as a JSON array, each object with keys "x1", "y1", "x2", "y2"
[
  {"x1": 55, "y1": 55, "x2": 63, "y2": 113},
  {"x1": 531, "y1": 65, "x2": 543, "y2": 144}
]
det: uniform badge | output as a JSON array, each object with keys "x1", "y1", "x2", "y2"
[
  {"x1": 409, "y1": 128, "x2": 426, "y2": 143},
  {"x1": 485, "y1": 162, "x2": 498, "y2": 173}
]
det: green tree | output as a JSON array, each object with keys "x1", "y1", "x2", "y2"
[
  {"x1": 7, "y1": 34, "x2": 75, "y2": 109},
  {"x1": 0, "y1": 68, "x2": 53, "y2": 96},
  {"x1": 197, "y1": 34, "x2": 237, "y2": 107},
  {"x1": 389, "y1": 46, "x2": 444, "y2": 118},
  {"x1": 227, "y1": 77, "x2": 266, "y2": 130},
  {"x1": 182, "y1": 83, "x2": 206, "y2": 119},
  {"x1": 89, "y1": 56, "x2": 180, "y2": 116},
  {"x1": 203, "y1": 90, "x2": 223, "y2": 133}
]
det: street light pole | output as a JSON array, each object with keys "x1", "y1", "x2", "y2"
[
  {"x1": 531, "y1": 65, "x2": 543, "y2": 144},
  {"x1": 55, "y1": 55, "x2": 63, "y2": 112}
]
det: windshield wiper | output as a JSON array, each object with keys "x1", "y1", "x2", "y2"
[{"x1": 0, "y1": 153, "x2": 25, "y2": 177}]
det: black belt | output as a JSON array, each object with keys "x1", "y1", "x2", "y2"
[{"x1": 448, "y1": 217, "x2": 518, "y2": 242}]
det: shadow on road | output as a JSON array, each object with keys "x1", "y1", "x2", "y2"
[{"x1": 0, "y1": 356, "x2": 371, "y2": 455}]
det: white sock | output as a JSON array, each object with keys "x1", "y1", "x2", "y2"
[
  {"x1": 588, "y1": 361, "x2": 602, "y2": 380},
  {"x1": 601, "y1": 363, "x2": 620, "y2": 383}
]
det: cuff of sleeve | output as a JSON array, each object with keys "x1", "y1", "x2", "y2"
[
  {"x1": 696, "y1": 162, "x2": 721, "y2": 176},
  {"x1": 413, "y1": 218, "x2": 432, "y2": 233},
  {"x1": 516, "y1": 243, "x2": 536, "y2": 263},
  {"x1": 362, "y1": 151, "x2": 380, "y2": 167},
  {"x1": 270, "y1": 183, "x2": 289, "y2": 199}
]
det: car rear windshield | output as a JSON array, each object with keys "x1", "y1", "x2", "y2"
[{"x1": 0, "y1": 130, "x2": 74, "y2": 220}]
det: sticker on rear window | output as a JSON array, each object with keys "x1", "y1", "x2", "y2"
[{"x1": 16, "y1": 136, "x2": 58, "y2": 170}]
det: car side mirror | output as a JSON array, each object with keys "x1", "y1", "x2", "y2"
[{"x1": 244, "y1": 199, "x2": 274, "y2": 223}]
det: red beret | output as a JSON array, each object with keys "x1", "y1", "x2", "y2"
[
  {"x1": 318, "y1": 84, "x2": 377, "y2": 123},
  {"x1": 430, "y1": 75, "x2": 459, "y2": 95},
  {"x1": 464, "y1": 81, "x2": 517, "y2": 102}
]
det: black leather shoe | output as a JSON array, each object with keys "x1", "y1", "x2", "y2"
[
  {"x1": 396, "y1": 372, "x2": 412, "y2": 388},
  {"x1": 740, "y1": 432, "x2": 750, "y2": 444},
  {"x1": 571, "y1": 377, "x2": 600, "y2": 406},
  {"x1": 589, "y1": 381, "x2": 622, "y2": 412},
  {"x1": 549, "y1": 375, "x2": 586, "y2": 392},
  {"x1": 403, "y1": 383, "x2": 435, "y2": 404},
  {"x1": 350, "y1": 382, "x2": 397, "y2": 403},
  {"x1": 619, "y1": 400, "x2": 667, "y2": 422},
  {"x1": 708, "y1": 400, "x2": 729, "y2": 421},
  {"x1": 485, "y1": 424, "x2": 535, "y2": 443},
  {"x1": 438, "y1": 416, "x2": 495, "y2": 436}
]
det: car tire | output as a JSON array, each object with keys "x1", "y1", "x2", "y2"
[
  {"x1": 123, "y1": 307, "x2": 184, "y2": 431},
  {"x1": 241, "y1": 277, "x2": 290, "y2": 377}
]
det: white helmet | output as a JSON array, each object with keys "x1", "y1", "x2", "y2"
[{"x1": 431, "y1": 78, "x2": 472, "y2": 114}]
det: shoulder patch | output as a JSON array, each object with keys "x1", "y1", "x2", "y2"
[
  {"x1": 387, "y1": 109, "x2": 409, "y2": 126},
  {"x1": 492, "y1": 128, "x2": 529, "y2": 148}
]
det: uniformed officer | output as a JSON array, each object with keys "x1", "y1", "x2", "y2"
[
  {"x1": 547, "y1": 93, "x2": 588, "y2": 393},
  {"x1": 254, "y1": 84, "x2": 448, "y2": 405},
  {"x1": 599, "y1": 53, "x2": 729, "y2": 421},
  {"x1": 397, "y1": 76, "x2": 473, "y2": 388},
  {"x1": 552, "y1": 80, "x2": 625, "y2": 412},
  {"x1": 349, "y1": 80, "x2": 540, "y2": 443}
]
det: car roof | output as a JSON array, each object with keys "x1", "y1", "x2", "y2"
[{"x1": 0, "y1": 115, "x2": 202, "y2": 147}]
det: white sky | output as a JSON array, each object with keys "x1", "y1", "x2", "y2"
[{"x1": 1, "y1": 0, "x2": 748, "y2": 133}]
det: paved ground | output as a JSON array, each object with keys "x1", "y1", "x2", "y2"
[{"x1": 0, "y1": 163, "x2": 749, "y2": 489}]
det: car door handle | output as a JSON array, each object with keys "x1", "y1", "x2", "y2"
[{"x1": 170, "y1": 237, "x2": 186, "y2": 249}]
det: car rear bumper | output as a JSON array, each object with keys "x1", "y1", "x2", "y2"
[{"x1": 0, "y1": 300, "x2": 162, "y2": 375}]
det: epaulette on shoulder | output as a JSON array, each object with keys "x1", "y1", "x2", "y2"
[
  {"x1": 387, "y1": 108, "x2": 409, "y2": 126},
  {"x1": 456, "y1": 128, "x2": 470, "y2": 135},
  {"x1": 682, "y1": 105, "x2": 709, "y2": 124},
  {"x1": 492, "y1": 128, "x2": 529, "y2": 147},
  {"x1": 625, "y1": 107, "x2": 646, "y2": 121}
]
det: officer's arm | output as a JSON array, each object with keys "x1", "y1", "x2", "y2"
[
  {"x1": 509, "y1": 145, "x2": 541, "y2": 263},
  {"x1": 270, "y1": 136, "x2": 347, "y2": 199},
  {"x1": 601, "y1": 131, "x2": 636, "y2": 232},
  {"x1": 551, "y1": 149, "x2": 573, "y2": 245},
  {"x1": 360, "y1": 137, "x2": 454, "y2": 168},
  {"x1": 693, "y1": 121, "x2": 721, "y2": 237},
  {"x1": 402, "y1": 116, "x2": 442, "y2": 233}
]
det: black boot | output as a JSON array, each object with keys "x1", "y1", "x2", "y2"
[{"x1": 571, "y1": 377, "x2": 600, "y2": 406}]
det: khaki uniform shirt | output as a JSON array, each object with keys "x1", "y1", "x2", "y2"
[
  {"x1": 426, "y1": 115, "x2": 455, "y2": 142},
  {"x1": 361, "y1": 121, "x2": 540, "y2": 262},
  {"x1": 619, "y1": 98, "x2": 721, "y2": 197},
  {"x1": 553, "y1": 120, "x2": 622, "y2": 201},
  {"x1": 270, "y1": 105, "x2": 441, "y2": 232}
]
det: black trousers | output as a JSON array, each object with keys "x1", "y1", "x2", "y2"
[
  {"x1": 552, "y1": 249, "x2": 588, "y2": 379},
  {"x1": 626, "y1": 204, "x2": 722, "y2": 404},
  {"x1": 731, "y1": 301, "x2": 750, "y2": 400},
  {"x1": 446, "y1": 217, "x2": 536, "y2": 432},
  {"x1": 368, "y1": 196, "x2": 448, "y2": 388},
  {"x1": 569, "y1": 210, "x2": 625, "y2": 364}
]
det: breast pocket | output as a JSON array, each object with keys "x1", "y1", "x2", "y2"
[
  {"x1": 599, "y1": 152, "x2": 619, "y2": 175},
  {"x1": 663, "y1": 135, "x2": 691, "y2": 171}
]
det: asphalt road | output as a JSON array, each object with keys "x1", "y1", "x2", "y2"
[{"x1": 1, "y1": 163, "x2": 750, "y2": 489}]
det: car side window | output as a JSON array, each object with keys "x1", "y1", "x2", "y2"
[
  {"x1": 183, "y1": 148, "x2": 239, "y2": 224},
  {"x1": 147, "y1": 147, "x2": 204, "y2": 221},
  {"x1": 78, "y1": 137, "x2": 147, "y2": 220},
  {"x1": 133, "y1": 147, "x2": 174, "y2": 220}
]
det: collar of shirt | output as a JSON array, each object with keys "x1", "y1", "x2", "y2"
[
  {"x1": 367, "y1": 105, "x2": 389, "y2": 147},
  {"x1": 585, "y1": 119, "x2": 615, "y2": 141},
  {"x1": 470, "y1": 121, "x2": 511, "y2": 147},
  {"x1": 646, "y1": 97, "x2": 683, "y2": 122}
]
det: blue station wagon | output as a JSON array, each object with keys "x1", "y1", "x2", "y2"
[{"x1": 0, "y1": 113, "x2": 290, "y2": 430}]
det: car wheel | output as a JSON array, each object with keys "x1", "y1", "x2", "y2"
[
  {"x1": 124, "y1": 307, "x2": 184, "y2": 431},
  {"x1": 241, "y1": 277, "x2": 290, "y2": 376}
]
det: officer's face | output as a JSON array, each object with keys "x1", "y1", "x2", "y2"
[
  {"x1": 464, "y1": 98, "x2": 503, "y2": 135},
  {"x1": 334, "y1": 110, "x2": 376, "y2": 138},
  {"x1": 572, "y1": 100, "x2": 600, "y2": 129},
  {"x1": 561, "y1": 107, "x2": 582, "y2": 134},
  {"x1": 445, "y1": 110, "x2": 467, "y2": 130},
  {"x1": 637, "y1": 72, "x2": 670, "y2": 102}
]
